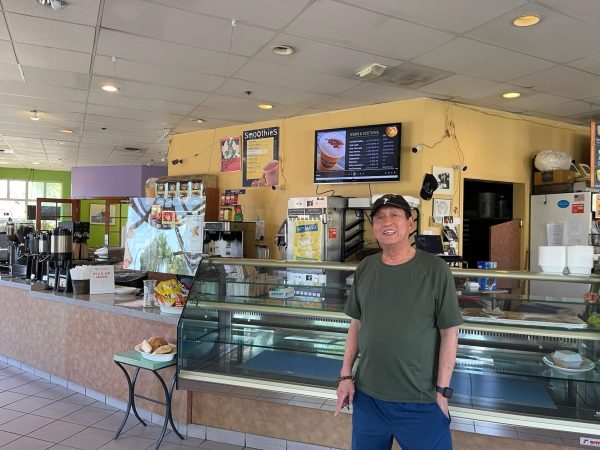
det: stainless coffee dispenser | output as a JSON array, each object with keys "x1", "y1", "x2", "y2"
[
  {"x1": 46, "y1": 227, "x2": 73, "y2": 291},
  {"x1": 203, "y1": 222, "x2": 257, "y2": 258}
]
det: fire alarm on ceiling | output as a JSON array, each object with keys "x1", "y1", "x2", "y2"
[{"x1": 355, "y1": 63, "x2": 388, "y2": 80}]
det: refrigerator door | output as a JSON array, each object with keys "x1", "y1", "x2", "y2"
[{"x1": 530, "y1": 192, "x2": 592, "y2": 309}]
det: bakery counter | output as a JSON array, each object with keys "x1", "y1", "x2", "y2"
[{"x1": 0, "y1": 278, "x2": 188, "y2": 423}]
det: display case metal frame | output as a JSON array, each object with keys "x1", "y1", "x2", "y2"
[{"x1": 177, "y1": 257, "x2": 600, "y2": 436}]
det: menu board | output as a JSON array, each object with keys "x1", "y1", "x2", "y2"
[
  {"x1": 314, "y1": 123, "x2": 401, "y2": 184},
  {"x1": 242, "y1": 127, "x2": 279, "y2": 187}
]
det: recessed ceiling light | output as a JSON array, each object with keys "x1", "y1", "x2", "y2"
[
  {"x1": 0, "y1": 161, "x2": 8, "y2": 164},
  {"x1": 30, "y1": 110, "x2": 40, "y2": 121},
  {"x1": 271, "y1": 45, "x2": 295, "y2": 56},
  {"x1": 55, "y1": 141, "x2": 65, "y2": 145},
  {"x1": 189, "y1": 118, "x2": 205, "y2": 123},
  {"x1": 258, "y1": 104, "x2": 273, "y2": 110},
  {"x1": 502, "y1": 92, "x2": 522, "y2": 99},
  {"x1": 102, "y1": 84, "x2": 119, "y2": 93},
  {"x1": 32, "y1": 162, "x2": 41, "y2": 165},
  {"x1": 512, "y1": 15, "x2": 541, "y2": 27},
  {"x1": 59, "y1": 128, "x2": 74, "y2": 134}
]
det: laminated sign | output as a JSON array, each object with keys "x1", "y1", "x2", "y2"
[
  {"x1": 90, "y1": 265, "x2": 115, "y2": 294},
  {"x1": 292, "y1": 220, "x2": 322, "y2": 261}
]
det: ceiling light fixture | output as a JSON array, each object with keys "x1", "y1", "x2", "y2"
[
  {"x1": 59, "y1": 128, "x2": 74, "y2": 134},
  {"x1": 32, "y1": 162, "x2": 41, "y2": 165},
  {"x1": 271, "y1": 45, "x2": 295, "y2": 56},
  {"x1": 37, "y1": 0, "x2": 68, "y2": 10},
  {"x1": 189, "y1": 118, "x2": 205, "y2": 123},
  {"x1": 258, "y1": 104, "x2": 273, "y2": 110},
  {"x1": 512, "y1": 15, "x2": 541, "y2": 27},
  {"x1": 101, "y1": 84, "x2": 119, "y2": 93},
  {"x1": 30, "y1": 110, "x2": 40, "y2": 121},
  {"x1": 502, "y1": 92, "x2": 522, "y2": 99}
]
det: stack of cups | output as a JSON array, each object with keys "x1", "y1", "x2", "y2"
[
  {"x1": 538, "y1": 246, "x2": 566, "y2": 274},
  {"x1": 143, "y1": 279, "x2": 157, "y2": 307},
  {"x1": 567, "y1": 245, "x2": 594, "y2": 275}
]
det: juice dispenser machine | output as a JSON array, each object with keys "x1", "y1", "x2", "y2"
[{"x1": 203, "y1": 221, "x2": 257, "y2": 258}]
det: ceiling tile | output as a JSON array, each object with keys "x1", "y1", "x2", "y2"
[
  {"x1": 93, "y1": 55, "x2": 224, "y2": 93},
  {"x1": 149, "y1": 0, "x2": 311, "y2": 30},
  {"x1": 5, "y1": 13, "x2": 95, "y2": 53},
  {"x1": 0, "y1": 40, "x2": 17, "y2": 64},
  {"x1": 513, "y1": 66, "x2": 600, "y2": 99},
  {"x1": 412, "y1": 38, "x2": 556, "y2": 82},
  {"x1": 527, "y1": 100, "x2": 600, "y2": 117},
  {"x1": 22, "y1": 66, "x2": 90, "y2": 90},
  {"x1": 15, "y1": 43, "x2": 91, "y2": 73},
  {"x1": 466, "y1": 3, "x2": 600, "y2": 63},
  {"x1": 85, "y1": 104, "x2": 186, "y2": 124},
  {"x1": 0, "y1": 63, "x2": 21, "y2": 82},
  {"x1": 90, "y1": 76, "x2": 209, "y2": 105},
  {"x1": 0, "y1": 79, "x2": 88, "y2": 102},
  {"x1": 97, "y1": 29, "x2": 247, "y2": 76},
  {"x1": 568, "y1": 54, "x2": 600, "y2": 77},
  {"x1": 2, "y1": 0, "x2": 101, "y2": 26},
  {"x1": 309, "y1": 96, "x2": 372, "y2": 111},
  {"x1": 190, "y1": 95, "x2": 305, "y2": 123},
  {"x1": 372, "y1": 63, "x2": 453, "y2": 89},
  {"x1": 102, "y1": 0, "x2": 276, "y2": 57},
  {"x1": 461, "y1": 85, "x2": 571, "y2": 111},
  {"x1": 0, "y1": 93, "x2": 86, "y2": 114},
  {"x1": 337, "y1": 82, "x2": 423, "y2": 103},
  {"x1": 419, "y1": 74, "x2": 498, "y2": 97},
  {"x1": 217, "y1": 79, "x2": 329, "y2": 107},
  {"x1": 88, "y1": 91, "x2": 194, "y2": 115},
  {"x1": 233, "y1": 59, "x2": 361, "y2": 95},
  {"x1": 340, "y1": 0, "x2": 527, "y2": 33},
  {"x1": 173, "y1": 118, "x2": 242, "y2": 133},
  {"x1": 0, "y1": 15, "x2": 10, "y2": 40},
  {"x1": 253, "y1": 34, "x2": 402, "y2": 78},
  {"x1": 285, "y1": 0, "x2": 453, "y2": 60},
  {"x1": 539, "y1": 0, "x2": 600, "y2": 28}
]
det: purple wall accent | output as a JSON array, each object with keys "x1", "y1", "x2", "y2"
[{"x1": 71, "y1": 165, "x2": 167, "y2": 198}]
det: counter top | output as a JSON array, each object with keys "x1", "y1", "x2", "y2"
[{"x1": 0, "y1": 277, "x2": 180, "y2": 325}]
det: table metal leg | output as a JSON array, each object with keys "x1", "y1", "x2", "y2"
[
  {"x1": 152, "y1": 370, "x2": 184, "y2": 450},
  {"x1": 113, "y1": 362, "x2": 147, "y2": 440}
]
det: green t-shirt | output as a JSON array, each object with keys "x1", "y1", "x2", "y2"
[{"x1": 344, "y1": 250, "x2": 463, "y2": 402}]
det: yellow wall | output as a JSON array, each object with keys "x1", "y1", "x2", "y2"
[{"x1": 169, "y1": 98, "x2": 589, "y2": 267}]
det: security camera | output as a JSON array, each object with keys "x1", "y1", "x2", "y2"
[
  {"x1": 411, "y1": 144, "x2": 423, "y2": 154},
  {"x1": 453, "y1": 164, "x2": 468, "y2": 171}
]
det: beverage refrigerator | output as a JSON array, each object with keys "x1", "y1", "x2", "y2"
[{"x1": 530, "y1": 191, "x2": 597, "y2": 309}]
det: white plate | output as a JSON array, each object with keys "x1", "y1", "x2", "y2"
[
  {"x1": 134, "y1": 344, "x2": 177, "y2": 361},
  {"x1": 159, "y1": 305, "x2": 184, "y2": 314},
  {"x1": 115, "y1": 286, "x2": 139, "y2": 295},
  {"x1": 542, "y1": 354, "x2": 595, "y2": 373}
]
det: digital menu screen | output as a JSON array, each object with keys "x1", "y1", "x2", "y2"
[{"x1": 314, "y1": 123, "x2": 401, "y2": 184}]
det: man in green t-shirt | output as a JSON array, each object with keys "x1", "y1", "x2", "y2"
[{"x1": 334, "y1": 194, "x2": 463, "y2": 450}]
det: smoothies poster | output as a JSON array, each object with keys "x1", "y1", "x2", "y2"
[
  {"x1": 242, "y1": 126, "x2": 279, "y2": 187},
  {"x1": 220, "y1": 135, "x2": 241, "y2": 173},
  {"x1": 123, "y1": 197, "x2": 205, "y2": 276}
]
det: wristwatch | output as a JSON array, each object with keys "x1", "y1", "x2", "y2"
[{"x1": 435, "y1": 385, "x2": 453, "y2": 398}]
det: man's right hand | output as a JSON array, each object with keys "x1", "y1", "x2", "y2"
[{"x1": 334, "y1": 379, "x2": 355, "y2": 416}]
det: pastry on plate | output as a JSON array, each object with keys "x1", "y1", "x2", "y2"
[
  {"x1": 148, "y1": 336, "x2": 168, "y2": 350},
  {"x1": 152, "y1": 344, "x2": 174, "y2": 355},
  {"x1": 140, "y1": 339, "x2": 153, "y2": 353}
]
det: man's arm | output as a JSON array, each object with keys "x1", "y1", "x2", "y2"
[
  {"x1": 436, "y1": 326, "x2": 459, "y2": 417},
  {"x1": 334, "y1": 318, "x2": 360, "y2": 416}
]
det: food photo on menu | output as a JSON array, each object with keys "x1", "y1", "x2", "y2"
[{"x1": 317, "y1": 131, "x2": 346, "y2": 171}]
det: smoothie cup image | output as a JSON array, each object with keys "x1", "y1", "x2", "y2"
[
  {"x1": 318, "y1": 132, "x2": 345, "y2": 170},
  {"x1": 264, "y1": 160, "x2": 279, "y2": 186}
]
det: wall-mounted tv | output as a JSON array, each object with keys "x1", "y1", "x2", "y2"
[{"x1": 314, "y1": 123, "x2": 401, "y2": 184}]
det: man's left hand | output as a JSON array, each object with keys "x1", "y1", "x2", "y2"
[{"x1": 436, "y1": 394, "x2": 449, "y2": 419}]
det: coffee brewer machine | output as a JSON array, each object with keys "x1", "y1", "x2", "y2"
[
  {"x1": 8, "y1": 223, "x2": 34, "y2": 278},
  {"x1": 25, "y1": 231, "x2": 50, "y2": 281},
  {"x1": 59, "y1": 221, "x2": 90, "y2": 261},
  {"x1": 47, "y1": 227, "x2": 72, "y2": 291},
  {"x1": 203, "y1": 222, "x2": 257, "y2": 258}
]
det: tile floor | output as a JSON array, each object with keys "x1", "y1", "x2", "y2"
[{"x1": 0, "y1": 361, "x2": 252, "y2": 450}]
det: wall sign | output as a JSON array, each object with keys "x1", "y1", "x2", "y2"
[
  {"x1": 242, "y1": 127, "x2": 279, "y2": 187},
  {"x1": 220, "y1": 136, "x2": 241, "y2": 173},
  {"x1": 592, "y1": 122, "x2": 600, "y2": 188}
]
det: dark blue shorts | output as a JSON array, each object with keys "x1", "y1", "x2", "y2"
[{"x1": 352, "y1": 389, "x2": 452, "y2": 450}]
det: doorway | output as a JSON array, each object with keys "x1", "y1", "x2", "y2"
[{"x1": 462, "y1": 179, "x2": 524, "y2": 270}]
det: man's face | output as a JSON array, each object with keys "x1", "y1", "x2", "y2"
[{"x1": 372, "y1": 206, "x2": 413, "y2": 248}]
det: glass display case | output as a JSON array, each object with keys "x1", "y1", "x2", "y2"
[{"x1": 177, "y1": 257, "x2": 600, "y2": 434}]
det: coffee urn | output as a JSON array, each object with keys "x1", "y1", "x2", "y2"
[{"x1": 47, "y1": 227, "x2": 72, "y2": 291}]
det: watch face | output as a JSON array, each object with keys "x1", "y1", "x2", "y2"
[{"x1": 442, "y1": 387, "x2": 453, "y2": 398}]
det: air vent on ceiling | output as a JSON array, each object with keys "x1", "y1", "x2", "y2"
[
  {"x1": 114, "y1": 146, "x2": 146, "y2": 153},
  {"x1": 377, "y1": 63, "x2": 453, "y2": 89}
]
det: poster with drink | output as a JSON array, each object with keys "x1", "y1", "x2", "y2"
[
  {"x1": 220, "y1": 136, "x2": 241, "y2": 172},
  {"x1": 242, "y1": 127, "x2": 279, "y2": 187}
]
